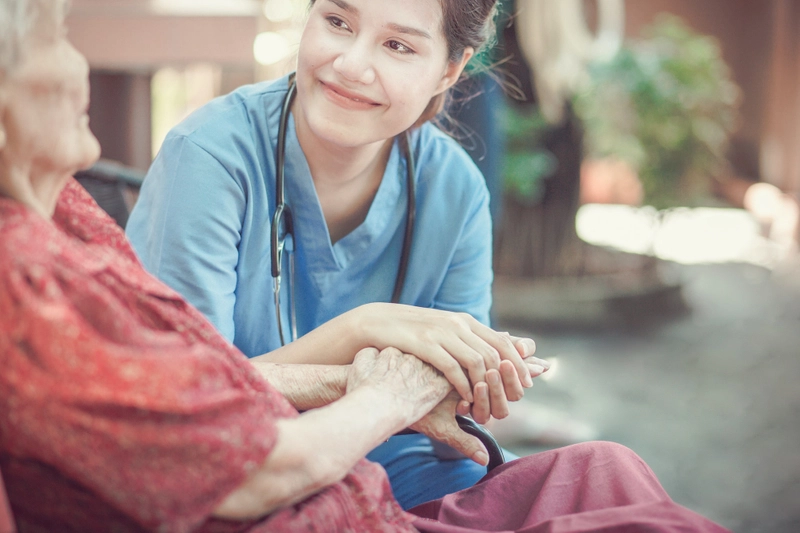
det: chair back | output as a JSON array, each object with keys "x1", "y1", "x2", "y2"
[
  {"x1": 74, "y1": 159, "x2": 145, "y2": 229},
  {"x1": 0, "y1": 469, "x2": 15, "y2": 533}
]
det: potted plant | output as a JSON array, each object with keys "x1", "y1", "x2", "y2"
[{"x1": 572, "y1": 14, "x2": 741, "y2": 209}]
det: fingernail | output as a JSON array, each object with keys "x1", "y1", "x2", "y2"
[
  {"x1": 466, "y1": 391, "x2": 474, "y2": 403},
  {"x1": 473, "y1": 451, "x2": 489, "y2": 466},
  {"x1": 530, "y1": 364, "x2": 545, "y2": 375},
  {"x1": 524, "y1": 374, "x2": 533, "y2": 387},
  {"x1": 487, "y1": 372, "x2": 500, "y2": 385}
]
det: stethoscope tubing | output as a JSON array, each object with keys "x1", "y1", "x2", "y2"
[{"x1": 272, "y1": 77, "x2": 416, "y2": 345}]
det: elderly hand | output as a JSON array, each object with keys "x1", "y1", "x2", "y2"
[
  {"x1": 411, "y1": 391, "x2": 490, "y2": 466},
  {"x1": 354, "y1": 303, "x2": 541, "y2": 408},
  {"x1": 347, "y1": 347, "x2": 451, "y2": 427}
]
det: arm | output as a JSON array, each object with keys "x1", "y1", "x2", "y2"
[
  {"x1": 216, "y1": 348, "x2": 460, "y2": 519},
  {"x1": 255, "y1": 302, "x2": 547, "y2": 408},
  {"x1": 250, "y1": 361, "x2": 347, "y2": 410},
  {"x1": 126, "y1": 134, "x2": 244, "y2": 340},
  {"x1": 214, "y1": 384, "x2": 416, "y2": 518}
]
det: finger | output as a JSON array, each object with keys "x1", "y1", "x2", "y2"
[
  {"x1": 441, "y1": 335, "x2": 488, "y2": 389},
  {"x1": 456, "y1": 400, "x2": 471, "y2": 416},
  {"x1": 510, "y1": 335, "x2": 537, "y2": 358},
  {"x1": 523, "y1": 355, "x2": 550, "y2": 370},
  {"x1": 527, "y1": 361, "x2": 547, "y2": 378},
  {"x1": 499, "y1": 360, "x2": 525, "y2": 401},
  {"x1": 486, "y1": 369, "x2": 510, "y2": 419},
  {"x1": 354, "y1": 346, "x2": 381, "y2": 361},
  {"x1": 472, "y1": 323, "x2": 532, "y2": 388},
  {"x1": 471, "y1": 382, "x2": 491, "y2": 424},
  {"x1": 416, "y1": 345, "x2": 474, "y2": 403},
  {"x1": 457, "y1": 329, "x2": 502, "y2": 373},
  {"x1": 444, "y1": 429, "x2": 489, "y2": 467}
]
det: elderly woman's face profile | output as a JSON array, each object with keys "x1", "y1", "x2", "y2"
[{"x1": 0, "y1": 1, "x2": 100, "y2": 179}]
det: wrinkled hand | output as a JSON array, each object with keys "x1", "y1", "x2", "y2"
[
  {"x1": 356, "y1": 303, "x2": 536, "y2": 404},
  {"x1": 411, "y1": 391, "x2": 489, "y2": 466},
  {"x1": 347, "y1": 347, "x2": 451, "y2": 426}
]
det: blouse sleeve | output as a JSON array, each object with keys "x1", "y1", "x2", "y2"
[
  {"x1": 0, "y1": 259, "x2": 278, "y2": 532},
  {"x1": 126, "y1": 133, "x2": 245, "y2": 341}
]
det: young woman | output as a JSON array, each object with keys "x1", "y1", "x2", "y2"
[{"x1": 126, "y1": 0, "x2": 540, "y2": 509}]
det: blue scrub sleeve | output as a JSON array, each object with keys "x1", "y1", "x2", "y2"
[
  {"x1": 126, "y1": 135, "x2": 244, "y2": 341},
  {"x1": 431, "y1": 186, "x2": 493, "y2": 326}
]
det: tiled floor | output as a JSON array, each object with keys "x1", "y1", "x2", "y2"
[{"x1": 498, "y1": 259, "x2": 800, "y2": 533}]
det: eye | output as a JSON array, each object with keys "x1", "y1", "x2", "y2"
[
  {"x1": 326, "y1": 15, "x2": 351, "y2": 32},
  {"x1": 386, "y1": 40, "x2": 415, "y2": 55}
]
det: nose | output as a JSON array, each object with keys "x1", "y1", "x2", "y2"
[
  {"x1": 332, "y1": 39, "x2": 376, "y2": 85},
  {"x1": 67, "y1": 40, "x2": 90, "y2": 81}
]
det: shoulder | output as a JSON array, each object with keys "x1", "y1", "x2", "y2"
[
  {"x1": 410, "y1": 123, "x2": 489, "y2": 203},
  {"x1": 0, "y1": 199, "x2": 69, "y2": 307},
  {"x1": 158, "y1": 76, "x2": 290, "y2": 160}
]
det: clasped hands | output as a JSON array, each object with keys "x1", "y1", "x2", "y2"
[
  {"x1": 358, "y1": 303, "x2": 549, "y2": 425},
  {"x1": 350, "y1": 304, "x2": 549, "y2": 464}
]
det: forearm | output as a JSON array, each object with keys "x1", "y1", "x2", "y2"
[
  {"x1": 251, "y1": 307, "x2": 371, "y2": 366},
  {"x1": 212, "y1": 386, "x2": 414, "y2": 520},
  {"x1": 250, "y1": 361, "x2": 348, "y2": 410}
]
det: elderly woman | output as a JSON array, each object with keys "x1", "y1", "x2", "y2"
[{"x1": 0, "y1": 0, "x2": 732, "y2": 531}]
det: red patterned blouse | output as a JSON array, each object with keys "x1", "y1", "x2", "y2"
[{"x1": 0, "y1": 180, "x2": 413, "y2": 532}]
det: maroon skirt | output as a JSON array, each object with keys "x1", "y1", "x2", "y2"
[{"x1": 409, "y1": 441, "x2": 730, "y2": 533}]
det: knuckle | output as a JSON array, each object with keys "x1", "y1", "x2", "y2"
[{"x1": 465, "y1": 356, "x2": 484, "y2": 374}]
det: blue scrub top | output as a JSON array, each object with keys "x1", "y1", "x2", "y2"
[{"x1": 127, "y1": 75, "x2": 493, "y2": 357}]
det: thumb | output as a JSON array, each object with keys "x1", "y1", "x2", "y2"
[
  {"x1": 441, "y1": 426, "x2": 489, "y2": 466},
  {"x1": 415, "y1": 413, "x2": 489, "y2": 466}
]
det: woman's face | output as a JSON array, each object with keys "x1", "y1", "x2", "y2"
[
  {"x1": 294, "y1": 0, "x2": 468, "y2": 149},
  {"x1": 0, "y1": 22, "x2": 100, "y2": 178}
]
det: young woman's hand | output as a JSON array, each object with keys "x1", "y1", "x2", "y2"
[
  {"x1": 456, "y1": 346, "x2": 551, "y2": 424},
  {"x1": 352, "y1": 303, "x2": 539, "y2": 405}
]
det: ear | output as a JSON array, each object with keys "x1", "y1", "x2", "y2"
[{"x1": 434, "y1": 46, "x2": 475, "y2": 95}]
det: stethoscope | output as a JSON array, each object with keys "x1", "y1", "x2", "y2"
[{"x1": 271, "y1": 79, "x2": 417, "y2": 346}]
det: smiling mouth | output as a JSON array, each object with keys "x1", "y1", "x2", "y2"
[{"x1": 321, "y1": 81, "x2": 380, "y2": 108}]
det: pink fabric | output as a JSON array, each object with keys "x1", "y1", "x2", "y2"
[
  {"x1": 0, "y1": 469, "x2": 14, "y2": 533},
  {"x1": 410, "y1": 442, "x2": 730, "y2": 532},
  {"x1": 0, "y1": 181, "x2": 729, "y2": 532},
  {"x1": 0, "y1": 181, "x2": 411, "y2": 532}
]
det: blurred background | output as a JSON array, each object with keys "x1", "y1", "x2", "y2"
[{"x1": 69, "y1": 1, "x2": 800, "y2": 531}]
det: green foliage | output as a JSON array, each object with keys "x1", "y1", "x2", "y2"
[
  {"x1": 572, "y1": 15, "x2": 740, "y2": 208},
  {"x1": 501, "y1": 104, "x2": 557, "y2": 204}
]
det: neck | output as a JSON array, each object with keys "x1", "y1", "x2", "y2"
[
  {"x1": 293, "y1": 103, "x2": 394, "y2": 243},
  {"x1": 0, "y1": 164, "x2": 68, "y2": 218},
  {"x1": 294, "y1": 111, "x2": 391, "y2": 187}
]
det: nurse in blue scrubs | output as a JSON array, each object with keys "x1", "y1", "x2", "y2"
[{"x1": 127, "y1": 0, "x2": 545, "y2": 510}]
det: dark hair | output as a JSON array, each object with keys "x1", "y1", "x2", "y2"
[
  {"x1": 307, "y1": 0, "x2": 498, "y2": 127},
  {"x1": 415, "y1": 0, "x2": 499, "y2": 127}
]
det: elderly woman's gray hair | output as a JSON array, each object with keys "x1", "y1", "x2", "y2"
[{"x1": 0, "y1": 0, "x2": 60, "y2": 79}]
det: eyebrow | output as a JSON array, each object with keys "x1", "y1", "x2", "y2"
[{"x1": 325, "y1": 0, "x2": 433, "y2": 40}]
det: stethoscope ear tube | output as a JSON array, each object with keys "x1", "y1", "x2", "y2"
[
  {"x1": 272, "y1": 77, "x2": 416, "y2": 346},
  {"x1": 392, "y1": 131, "x2": 416, "y2": 304}
]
